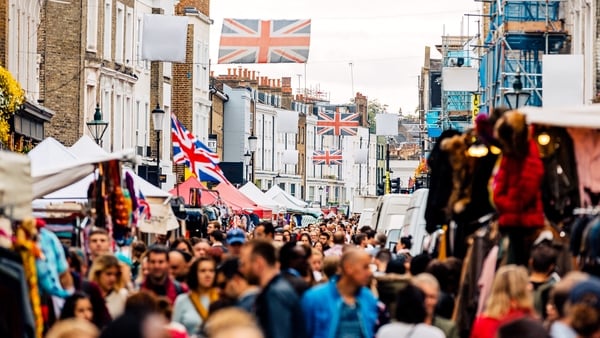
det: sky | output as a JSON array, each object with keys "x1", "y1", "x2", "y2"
[{"x1": 208, "y1": 0, "x2": 482, "y2": 115}]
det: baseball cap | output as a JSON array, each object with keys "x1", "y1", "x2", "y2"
[
  {"x1": 227, "y1": 228, "x2": 247, "y2": 245},
  {"x1": 569, "y1": 277, "x2": 600, "y2": 310}
]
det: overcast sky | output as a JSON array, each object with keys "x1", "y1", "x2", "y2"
[{"x1": 209, "y1": 0, "x2": 481, "y2": 115}]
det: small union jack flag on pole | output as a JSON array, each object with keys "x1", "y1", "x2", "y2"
[
  {"x1": 317, "y1": 112, "x2": 360, "y2": 136},
  {"x1": 171, "y1": 114, "x2": 228, "y2": 183},
  {"x1": 218, "y1": 19, "x2": 311, "y2": 64},
  {"x1": 313, "y1": 149, "x2": 343, "y2": 165}
]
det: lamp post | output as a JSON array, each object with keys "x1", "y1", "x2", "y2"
[
  {"x1": 274, "y1": 172, "x2": 281, "y2": 189},
  {"x1": 86, "y1": 104, "x2": 109, "y2": 145},
  {"x1": 151, "y1": 104, "x2": 165, "y2": 188},
  {"x1": 248, "y1": 134, "x2": 258, "y2": 183},
  {"x1": 505, "y1": 68, "x2": 531, "y2": 109},
  {"x1": 244, "y1": 151, "x2": 252, "y2": 183},
  {"x1": 318, "y1": 186, "x2": 323, "y2": 207}
]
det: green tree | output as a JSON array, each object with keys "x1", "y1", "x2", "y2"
[{"x1": 367, "y1": 99, "x2": 387, "y2": 134}]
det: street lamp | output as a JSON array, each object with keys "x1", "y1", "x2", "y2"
[
  {"x1": 318, "y1": 186, "x2": 323, "y2": 207},
  {"x1": 86, "y1": 104, "x2": 108, "y2": 145},
  {"x1": 505, "y1": 68, "x2": 531, "y2": 109},
  {"x1": 151, "y1": 104, "x2": 165, "y2": 188},
  {"x1": 244, "y1": 151, "x2": 252, "y2": 183},
  {"x1": 248, "y1": 134, "x2": 258, "y2": 183},
  {"x1": 274, "y1": 172, "x2": 281, "y2": 188}
]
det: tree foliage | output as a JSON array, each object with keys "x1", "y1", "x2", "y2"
[
  {"x1": 367, "y1": 99, "x2": 388, "y2": 134},
  {"x1": 0, "y1": 66, "x2": 24, "y2": 144}
]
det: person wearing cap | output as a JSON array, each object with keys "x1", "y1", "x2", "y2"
[{"x1": 227, "y1": 228, "x2": 247, "y2": 257}]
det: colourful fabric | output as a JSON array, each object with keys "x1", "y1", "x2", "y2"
[
  {"x1": 15, "y1": 228, "x2": 43, "y2": 338},
  {"x1": 492, "y1": 139, "x2": 544, "y2": 228}
]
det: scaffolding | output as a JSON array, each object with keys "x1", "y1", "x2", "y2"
[
  {"x1": 479, "y1": 0, "x2": 568, "y2": 110},
  {"x1": 436, "y1": 35, "x2": 477, "y2": 132}
]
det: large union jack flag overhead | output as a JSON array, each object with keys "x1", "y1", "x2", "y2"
[
  {"x1": 313, "y1": 149, "x2": 343, "y2": 165},
  {"x1": 171, "y1": 114, "x2": 227, "y2": 183},
  {"x1": 317, "y1": 112, "x2": 360, "y2": 136},
  {"x1": 218, "y1": 19, "x2": 311, "y2": 64}
]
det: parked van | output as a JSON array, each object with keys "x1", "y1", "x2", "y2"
[
  {"x1": 357, "y1": 208, "x2": 375, "y2": 230},
  {"x1": 383, "y1": 189, "x2": 429, "y2": 256},
  {"x1": 372, "y1": 194, "x2": 412, "y2": 234}
]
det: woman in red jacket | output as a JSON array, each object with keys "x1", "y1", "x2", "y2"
[
  {"x1": 492, "y1": 111, "x2": 545, "y2": 265},
  {"x1": 470, "y1": 265, "x2": 537, "y2": 338}
]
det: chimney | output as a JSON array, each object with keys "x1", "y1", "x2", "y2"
[
  {"x1": 277, "y1": 79, "x2": 281, "y2": 87},
  {"x1": 251, "y1": 70, "x2": 256, "y2": 80},
  {"x1": 227, "y1": 68, "x2": 231, "y2": 76},
  {"x1": 243, "y1": 68, "x2": 248, "y2": 78}
]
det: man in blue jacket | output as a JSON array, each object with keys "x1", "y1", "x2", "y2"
[{"x1": 301, "y1": 247, "x2": 379, "y2": 338}]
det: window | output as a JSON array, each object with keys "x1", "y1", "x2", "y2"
[
  {"x1": 103, "y1": 0, "x2": 112, "y2": 60},
  {"x1": 195, "y1": 40, "x2": 202, "y2": 89},
  {"x1": 125, "y1": 8, "x2": 133, "y2": 65},
  {"x1": 135, "y1": 16, "x2": 144, "y2": 68},
  {"x1": 115, "y1": 4, "x2": 124, "y2": 63},
  {"x1": 290, "y1": 184, "x2": 296, "y2": 197},
  {"x1": 114, "y1": 94, "x2": 122, "y2": 150},
  {"x1": 124, "y1": 96, "x2": 131, "y2": 148},
  {"x1": 87, "y1": 0, "x2": 98, "y2": 51}
]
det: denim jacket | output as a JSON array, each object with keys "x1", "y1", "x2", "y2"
[{"x1": 301, "y1": 278, "x2": 378, "y2": 338}]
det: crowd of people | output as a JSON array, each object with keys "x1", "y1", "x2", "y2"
[{"x1": 41, "y1": 213, "x2": 600, "y2": 338}]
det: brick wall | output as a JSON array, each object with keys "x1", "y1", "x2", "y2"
[
  {"x1": 175, "y1": 0, "x2": 210, "y2": 16},
  {"x1": 0, "y1": 0, "x2": 7, "y2": 67},
  {"x1": 39, "y1": 0, "x2": 83, "y2": 146},
  {"x1": 211, "y1": 94, "x2": 225, "y2": 160},
  {"x1": 172, "y1": 24, "x2": 193, "y2": 131}
]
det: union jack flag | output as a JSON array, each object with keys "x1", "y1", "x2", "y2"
[
  {"x1": 138, "y1": 190, "x2": 151, "y2": 220},
  {"x1": 313, "y1": 149, "x2": 343, "y2": 165},
  {"x1": 218, "y1": 19, "x2": 311, "y2": 64},
  {"x1": 171, "y1": 114, "x2": 227, "y2": 183},
  {"x1": 317, "y1": 112, "x2": 360, "y2": 136}
]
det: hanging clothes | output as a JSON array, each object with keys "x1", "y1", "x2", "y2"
[
  {"x1": 0, "y1": 247, "x2": 36, "y2": 338},
  {"x1": 537, "y1": 127, "x2": 579, "y2": 225},
  {"x1": 568, "y1": 129, "x2": 600, "y2": 207},
  {"x1": 452, "y1": 223, "x2": 497, "y2": 338},
  {"x1": 425, "y1": 130, "x2": 462, "y2": 234}
]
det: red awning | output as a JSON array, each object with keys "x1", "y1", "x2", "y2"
[{"x1": 169, "y1": 178, "x2": 272, "y2": 219}]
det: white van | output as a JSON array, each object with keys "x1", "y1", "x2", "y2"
[
  {"x1": 357, "y1": 208, "x2": 375, "y2": 230},
  {"x1": 401, "y1": 188, "x2": 429, "y2": 256},
  {"x1": 372, "y1": 194, "x2": 412, "y2": 234}
]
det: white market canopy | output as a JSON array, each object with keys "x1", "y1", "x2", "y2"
[
  {"x1": 28, "y1": 137, "x2": 134, "y2": 199},
  {"x1": 521, "y1": 104, "x2": 600, "y2": 129},
  {"x1": 265, "y1": 185, "x2": 309, "y2": 214},
  {"x1": 239, "y1": 182, "x2": 284, "y2": 213}
]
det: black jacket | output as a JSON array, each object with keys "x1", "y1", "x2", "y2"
[{"x1": 255, "y1": 274, "x2": 307, "y2": 338}]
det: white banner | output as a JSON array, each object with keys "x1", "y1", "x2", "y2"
[
  {"x1": 354, "y1": 148, "x2": 368, "y2": 164},
  {"x1": 282, "y1": 149, "x2": 299, "y2": 165},
  {"x1": 543, "y1": 54, "x2": 583, "y2": 108},
  {"x1": 277, "y1": 109, "x2": 299, "y2": 133},
  {"x1": 138, "y1": 200, "x2": 180, "y2": 235},
  {"x1": 376, "y1": 114, "x2": 399, "y2": 136},
  {"x1": 442, "y1": 67, "x2": 479, "y2": 92},
  {"x1": 142, "y1": 14, "x2": 188, "y2": 62}
]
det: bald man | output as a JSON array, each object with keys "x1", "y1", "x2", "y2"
[
  {"x1": 168, "y1": 250, "x2": 190, "y2": 283},
  {"x1": 301, "y1": 248, "x2": 379, "y2": 338}
]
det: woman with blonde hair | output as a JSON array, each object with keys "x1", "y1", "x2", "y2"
[
  {"x1": 88, "y1": 254, "x2": 128, "y2": 319},
  {"x1": 470, "y1": 265, "x2": 536, "y2": 338}
]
